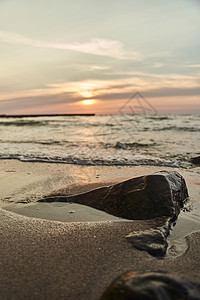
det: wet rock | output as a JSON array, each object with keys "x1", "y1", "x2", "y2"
[
  {"x1": 39, "y1": 171, "x2": 188, "y2": 221},
  {"x1": 126, "y1": 228, "x2": 168, "y2": 257},
  {"x1": 191, "y1": 156, "x2": 200, "y2": 165},
  {"x1": 100, "y1": 271, "x2": 200, "y2": 300},
  {"x1": 39, "y1": 171, "x2": 189, "y2": 257}
]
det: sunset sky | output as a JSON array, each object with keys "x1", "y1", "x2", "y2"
[{"x1": 0, "y1": 0, "x2": 200, "y2": 114}]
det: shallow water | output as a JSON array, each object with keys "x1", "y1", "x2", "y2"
[
  {"x1": 0, "y1": 114, "x2": 199, "y2": 167},
  {"x1": 3, "y1": 202, "x2": 129, "y2": 223}
]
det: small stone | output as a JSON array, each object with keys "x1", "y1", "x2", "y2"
[
  {"x1": 126, "y1": 228, "x2": 168, "y2": 257},
  {"x1": 100, "y1": 272, "x2": 200, "y2": 300},
  {"x1": 68, "y1": 210, "x2": 75, "y2": 214}
]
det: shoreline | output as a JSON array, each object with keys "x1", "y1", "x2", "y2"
[{"x1": 0, "y1": 159, "x2": 200, "y2": 299}]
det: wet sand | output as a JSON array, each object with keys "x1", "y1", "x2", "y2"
[{"x1": 0, "y1": 159, "x2": 200, "y2": 299}]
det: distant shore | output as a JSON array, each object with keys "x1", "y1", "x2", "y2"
[{"x1": 0, "y1": 113, "x2": 95, "y2": 118}]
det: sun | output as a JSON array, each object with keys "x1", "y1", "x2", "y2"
[{"x1": 82, "y1": 99, "x2": 94, "y2": 105}]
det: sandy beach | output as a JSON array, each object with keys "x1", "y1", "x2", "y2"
[
  {"x1": 1, "y1": 0, "x2": 200, "y2": 297},
  {"x1": 0, "y1": 159, "x2": 200, "y2": 299}
]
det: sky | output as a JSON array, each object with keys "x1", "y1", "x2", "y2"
[{"x1": 0, "y1": 0, "x2": 200, "y2": 114}]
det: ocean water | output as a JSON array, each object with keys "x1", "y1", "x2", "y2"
[{"x1": 0, "y1": 114, "x2": 199, "y2": 168}]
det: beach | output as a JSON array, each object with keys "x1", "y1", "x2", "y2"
[
  {"x1": 1, "y1": 0, "x2": 200, "y2": 297},
  {"x1": 1, "y1": 159, "x2": 200, "y2": 299}
]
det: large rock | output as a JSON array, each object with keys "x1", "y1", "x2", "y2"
[
  {"x1": 100, "y1": 271, "x2": 200, "y2": 300},
  {"x1": 39, "y1": 170, "x2": 189, "y2": 257},
  {"x1": 39, "y1": 171, "x2": 188, "y2": 221}
]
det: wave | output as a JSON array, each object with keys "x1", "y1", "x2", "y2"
[
  {"x1": 0, "y1": 153, "x2": 179, "y2": 167},
  {"x1": 154, "y1": 126, "x2": 199, "y2": 132},
  {"x1": 0, "y1": 140, "x2": 63, "y2": 145},
  {"x1": 113, "y1": 141, "x2": 156, "y2": 149},
  {"x1": 147, "y1": 116, "x2": 171, "y2": 121},
  {"x1": 0, "y1": 120, "x2": 48, "y2": 126}
]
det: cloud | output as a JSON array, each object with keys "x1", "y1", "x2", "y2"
[
  {"x1": 1, "y1": 73, "x2": 199, "y2": 105},
  {"x1": 0, "y1": 30, "x2": 142, "y2": 60},
  {"x1": 73, "y1": 64, "x2": 111, "y2": 72},
  {"x1": 1, "y1": 87, "x2": 200, "y2": 115},
  {"x1": 187, "y1": 64, "x2": 200, "y2": 68}
]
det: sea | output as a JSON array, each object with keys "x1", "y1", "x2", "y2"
[{"x1": 0, "y1": 114, "x2": 199, "y2": 169}]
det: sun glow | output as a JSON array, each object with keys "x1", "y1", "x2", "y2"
[
  {"x1": 78, "y1": 82, "x2": 100, "y2": 98},
  {"x1": 79, "y1": 90, "x2": 93, "y2": 97},
  {"x1": 82, "y1": 99, "x2": 94, "y2": 105}
]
